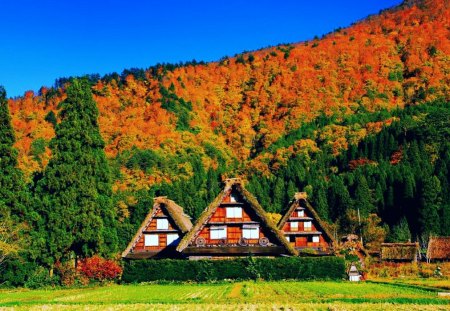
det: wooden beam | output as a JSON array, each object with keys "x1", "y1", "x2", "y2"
[
  {"x1": 183, "y1": 246, "x2": 286, "y2": 255},
  {"x1": 283, "y1": 231, "x2": 322, "y2": 235}
]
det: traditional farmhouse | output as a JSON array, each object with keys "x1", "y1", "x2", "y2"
[
  {"x1": 380, "y1": 242, "x2": 419, "y2": 262},
  {"x1": 122, "y1": 197, "x2": 193, "y2": 259},
  {"x1": 176, "y1": 178, "x2": 297, "y2": 258},
  {"x1": 278, "y1": 192, "x2": 335, "y2": 255},
  {"x1": 427, "y1": 237, "x2": 450, "y2": 262}
]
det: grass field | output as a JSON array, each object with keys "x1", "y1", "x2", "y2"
[{"x1": 1, "y1": 280, "x2": 449, "y2": 310}]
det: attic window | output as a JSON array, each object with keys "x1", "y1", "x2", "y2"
[
  {"x1": 226, "y1": 207, "x2": 242, "y2": 218},
  {"x1": 157, "y1": 219, "x2": 169, "y2": 230},
  {"x1": 304, "y1": 221, "x2": 312, "y2": 231},
  {"x1": 144, "y1": 234, "x2": 159, "y2": 246},
  {"x1": 167, "y1": 233, "x2": 179, "y2": 246},
  {"x1": 297, "y1": 210, "x2": 304, "y2": 217},
  {"x1": 312, "y1": 236, "x2": 320, "y2": 243},
  {"x1": 242, "y1": 224, "x2": 259, "y2": 239},
  {"x1": 210, "y1": 226, "x2": 227, "y2": 239}
]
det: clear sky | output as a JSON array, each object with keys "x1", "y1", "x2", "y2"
[{"x1": 1, "y1": 0, "x2": 402, "y2": 97}]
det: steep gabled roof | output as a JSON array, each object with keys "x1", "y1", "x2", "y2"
[
  {"x1": 278, "y1": 192, "x2": 335, "y2": 244},
  {"x1": 121, "y1": 197, "x2": 193, "y2": 258},
  {"x1": 176, "y1": 178, "x2": 297, "y2": 256},
  {"x1": 427, "y1": 236, "x2": 450, "y2": 260}
]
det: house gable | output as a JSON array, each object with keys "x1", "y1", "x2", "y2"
[
  {"x1": 177, "y1": 178, "x2": 297, "y2": 257},
  {"x1": 278, "y1": 192, "x2": 335, "y2": 254},
  {"x1": 122, "y1": 197, "x2": 192, "y2": 259}
]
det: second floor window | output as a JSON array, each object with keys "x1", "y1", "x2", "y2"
[{"x1": 210, "y1": 226, "x2": 227, "y2": 239}]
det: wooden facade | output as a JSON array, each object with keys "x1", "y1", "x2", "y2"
[
  {"x1": 278, "y1": 192, "x2": 335, "y2": 255},
  {"x1": 122, "y1": 197, "x2": 193, "y2": 259},
  {"x1": 176, "y1": 178, "x2": 297, "y2": 258}
]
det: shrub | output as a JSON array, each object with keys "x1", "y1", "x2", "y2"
[
  {"x1": 77, "y1": 256, "x2": 122, "y2": 283},
  {"x1": 122, "y1": 256, "x2": 345, "y2": 283},
  {"x1": 25, "y1": 266, "x2": 59, "y2": 289},
  {"x1": 55, "y1": 261, "x2": 77, "y2": 287}
]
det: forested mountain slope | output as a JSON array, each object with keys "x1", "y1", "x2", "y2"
[{"x1": 5, "y1": 0, "x2": 450, "y2": 250}]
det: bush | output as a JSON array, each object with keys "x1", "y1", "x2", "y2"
[
  {"x1": 78, "y1": 256, "x2": 122, "y2": 283},
  {"x1": 122, "y1": 256, "x2": 345, "y2": 283},
  {"x1": 55, "y1": 261, "x2": 78, "y2": 287},
  {"x1": 25, "y1": 266, "x2": 59, "y2": 289}
]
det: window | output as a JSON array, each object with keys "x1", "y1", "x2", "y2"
[
  {"x1": 297, "y1": 210, "x2": 304, "y2": 217},
  {"x1": 304, "y1": 221, "x2": 312, "y2": 231},
  {"x1": 312, "y1": 236, "x2": 320, "y2": 243},
  {"x1": 226, "y1": 207, "x2": 242, "y2": 218},
  {"x1": 210, "y1": 226, "x2": 227, "y2": 239},
  {"x1": 242, "y1": 225, "x2": 259, "y2": 239},
  {"x1": 290, "y1": 221, "x2": 298, "y2": 230},
  {"x1": 144, "y1": 234, "x2": 159, "y2": 246},
  {"x1": 167, "y1": 234, "x2": 179, "y2": 246},
  {"x1": 157, "y1": 218, "x2": 169, "y2": 230}
]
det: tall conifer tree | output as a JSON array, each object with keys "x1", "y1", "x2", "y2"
[
  {"x1": 0, "y1": 86, "x2": 26, "y2": 218},
  {"x1": 36, "y1": 79, "x2": 118, "y2": 263}
]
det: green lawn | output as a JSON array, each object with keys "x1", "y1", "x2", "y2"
[{"x1": 0, "y1": 281, "x2": 449, "y2": 310}]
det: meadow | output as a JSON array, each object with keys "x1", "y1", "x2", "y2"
[{"x1": 1, "y1": 280, "x2": 449, "y2": 310}]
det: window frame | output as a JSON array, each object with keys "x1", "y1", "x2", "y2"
[
  {"x1": 144, "y1": 234, "x2": 159, "y2": 246},
  {"x1": 226, "y1": 207, "x2": 243, "y2": 218},
  {"x1": 290, "y1": 221, "x2": 299, "y2": 230},
  {"x1": 304, "y1": 221, "x2": 312, "y2": 231},
  {"x1": 156, "y1": 218, "x2": 169, "y2": 230},
  {"x1": 210, "y1": 226, "x2": 227, "y2": 240},
  {"x1": 242, "y1": 224, "x2": 259, "y2": 239}
]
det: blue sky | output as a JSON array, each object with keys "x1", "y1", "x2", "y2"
[{"x1": 1, "y1": 0, "x2": 402, "y2": 97}]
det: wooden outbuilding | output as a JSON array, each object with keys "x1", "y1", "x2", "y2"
[
  {"x1": 176, "y1": 178, "x2": 297, "y2": 258},
  {"x1": 278, "y1": 192, "x2": 335, "y2": 255},
  {"x1": 427, "y1": 237, "x2": 450, "y2": 262},
  {"x1": 380, "y1": 242, "x2": 419, "y2": 262},
  {"x1": 122, "y1": 197, "x2": 193, "y2": 259}
]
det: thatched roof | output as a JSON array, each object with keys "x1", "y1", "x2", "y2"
[
  {"x1": 277, "y1": 192, "x2": 336, "y2": 245},
  {"x1": 427, "y1": 236, "x2": 450, "y2": 260},
  {"x1": 176, "y1": 178, "x2": 297, "y2": 256},
  {"x1": 380, "y1": 243, "x2": 419, "y2": 261},
  {"x1": 121, "y1": 197, "x2": 193, "y2": 258}
]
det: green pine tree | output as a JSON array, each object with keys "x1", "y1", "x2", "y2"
[
  {"x1": 388, "y1": 217, "x2": 411, "y2": 242},
  {"x1": 354, "y1": 173, "x2": 374, "y2": 217},
  {"x1": 0, "y1": 86, "x2": 27, "y2": 218},
  {"x1": 314, "y1": 184, "x2": 330, "y2": 221},
  {"x1": 271, "y1": 177, "x2": 285, "y2": 213},
  {"x1": 418, "y1": 175, "x2": 442, "y2": 237},
  {"x1": 35, "y1": 79, "x2": 118, "y2": 264}
]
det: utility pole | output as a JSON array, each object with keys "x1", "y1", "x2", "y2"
[{"x1": 357, "y1": 208, "x2": 363, "y2": 245}]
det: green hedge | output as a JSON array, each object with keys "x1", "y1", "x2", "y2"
[{"x1": 122, "y1": 256, "x2": 345, "y2": 282}]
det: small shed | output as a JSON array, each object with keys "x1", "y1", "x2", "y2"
[
  {"x1": 348, "y1": 263, "x2": 361, "y2": 282},
  {"x1": 427, "y1": 237, "x2": 450, "y2": 262},
  {"x1": 380, "y1": 243, "x2": 419, "y2": 262}
]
